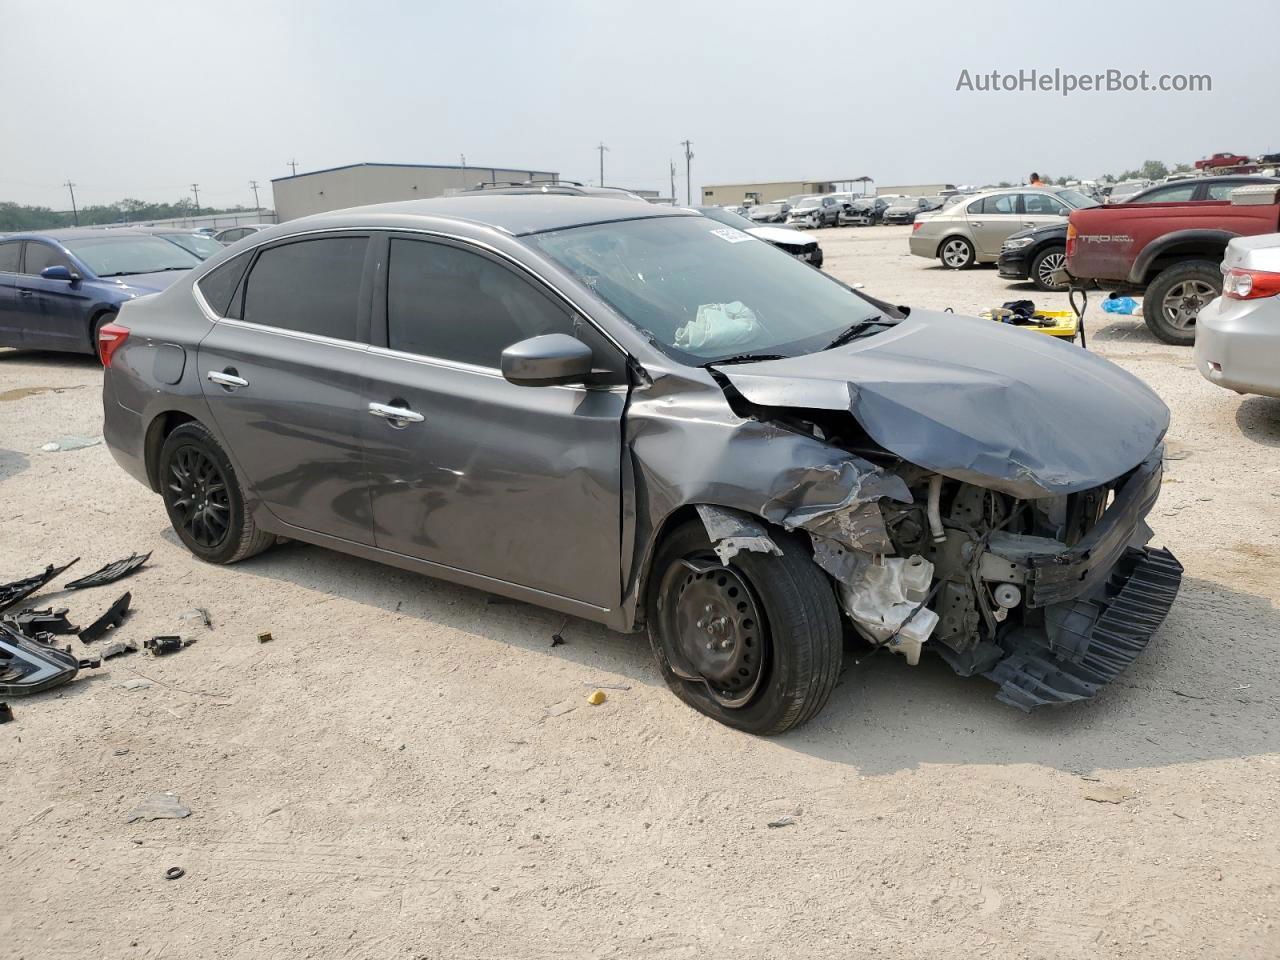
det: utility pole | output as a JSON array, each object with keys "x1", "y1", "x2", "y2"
[
  {"x1": 597, "y1": 142, "x2": 609, "y2": 187},
  {"x1": 190, "y1": 183, "x2": 201, "y2": 213},
  {"x1": 287, "y1": 159, "x2": 298, "y2": 176},
  {"x1": 681, "y1": 140, "x2": 694, "y2": 205},
  {"x1": 460, "y1": 153, "x2": 467, "y2": 189},
  {"x1": 64, "y1": 181, "x2": 79, "y2": 226},
  {"x1": 249, "y1": 180, "x2": 261, "y2": 210},
  {"x1": 669, "y1": 160, "x2": 676, "y2": 203}
]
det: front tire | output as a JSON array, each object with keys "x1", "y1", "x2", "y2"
[
  {"x1": 939, "y1": 236, "x2": 975, "y2": 270},
  {"x1": 158, "y1": 422, "x2": 275, "y2": 564},
  {"x1": 1143, "y1": 260, "x2": 1220, "y2": 346},
  {"x1": 1030, "y1": 245, "x2": 1068, "y2": 292},
  {"x1": 646, "y1": 520, "x2": 843, "y2": 735}
]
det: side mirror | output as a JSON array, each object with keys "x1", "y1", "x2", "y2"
[
  {"x1": 501, "y1": 334, "x2": 593, "y2": 387},
  {"x1": 41, "y1": 265, "x2": 79, "y2": 283}
]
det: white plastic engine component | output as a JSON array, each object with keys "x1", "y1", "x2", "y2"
[{"x1": 837, "y1": 554, "x2": 939, "y2": 666}]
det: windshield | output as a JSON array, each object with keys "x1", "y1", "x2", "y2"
[
  {"x1": 753, "y1": 203, "x2": 783, "y2": 215},
  {"x1": 525, "y1": 216, "x2": 882, "y2": 364},
  {"x1": 698, "y1": 207, "x2": 757, "y2": 230},
  {"x1": 64, "y1": 236, "x2": 200, "y2": 276},
  {"x1": 793, "y1": 198, "x2": 820, "y2": 210},
  {"x1": 1055, "y1": 188, "x2": 1099, "y2": 209},
  {"x1": 160, "y1": 233, "x2": 225, "y2": 260},
  {"x1": 890, "y1": 197, "x2": 918, "y2": 207}
]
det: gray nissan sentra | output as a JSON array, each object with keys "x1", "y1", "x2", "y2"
[{"x1": 101, "y1": 195, "x2": 1182, "y2": 733}]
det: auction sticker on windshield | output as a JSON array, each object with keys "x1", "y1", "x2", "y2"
[{"x1": 710, "y1": 227, "x2": 752, "y2": 243}]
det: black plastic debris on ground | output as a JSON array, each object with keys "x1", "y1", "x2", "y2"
[
  {"x1": 0, "y1": 702, "x2": 12, "y2": 723},
  {"x1": 3, "y1": 607, "x2": 78, "y2": 637},
  {"x1": 64, "y1": 552, "x2": 151, "y2": 591},
  {"x1": 78, "y1": 592, "x2": 132, "y2": 643},
  {"x1": 0, "y1": 559, "x2": 79, "y2": 613}
]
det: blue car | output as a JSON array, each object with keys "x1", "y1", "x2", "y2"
[{"x1": 0, "y1": 229, "x2": 200, "y2": 357}]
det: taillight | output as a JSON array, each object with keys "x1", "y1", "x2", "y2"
[
  {"x1": 912, "y1": 221, "x2": 923, "y2": 232},
  {"x1": 1223, "y1": 267, "x2": 1280, "y2": 301},
  {"x1": 1065, "y1": 222, "x2": 1077, "y2": 259},
  {"x1": 98, "y1": 323, "x2": 130, "y2": 367}
]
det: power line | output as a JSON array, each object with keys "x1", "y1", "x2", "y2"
[{"x1": 64, "y1": 181, "x2": 79, "y2": 226}]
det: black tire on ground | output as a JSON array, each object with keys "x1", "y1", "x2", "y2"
[
  {"x1": 646, "y1": 519, "x2": 843, "y2": 735},
  {"x1": 1142, "y1": 259, "x2": 1221, "y2": 346},
  {"x1": 1030, "y1": 244, "x2": 1068, "y2": 292},
  {"x1": 938, "y1": 236, "x2": 976, "y2": 270},
  {"x1": 158, "y1": 421, "x2": 275, "y2": 564},
  {"x1": 90, "y1": 311, "x2": 117, "y2": 361}
]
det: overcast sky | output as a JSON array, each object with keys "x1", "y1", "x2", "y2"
[{"x1": 0, "y1": 0, "x2": 1269, "y2": 210}]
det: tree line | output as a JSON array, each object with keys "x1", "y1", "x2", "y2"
[
  {"x1": 994, "y1": 160, "x2": 1196, "y2": 189},
  {"x1": 0, "y1": 197, "x2": 259, "y2": 232}
]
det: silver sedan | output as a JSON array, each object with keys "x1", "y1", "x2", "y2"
[{"x1": 1195, "y1": 232, "x2": 1280, "y2": 399}]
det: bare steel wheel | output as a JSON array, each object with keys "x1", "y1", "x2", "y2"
[
  {"x1": 659, "y1": 555, "x2": 767, "y2": 708},
  {"x1": 646, "y1": 519, "x2": 843, "y2": 734},
  {"x1": 940, "y1": 236, "x2": 975, "y2": 269}
]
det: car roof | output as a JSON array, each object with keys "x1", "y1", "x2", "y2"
[
  {"x1": 284, "y1": 195, "x2": 694, "y2": 237},
  {"x1": 1, "y1": 228, "x2": 156, "y2": 243}
]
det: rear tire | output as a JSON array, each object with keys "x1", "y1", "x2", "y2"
[
  {"x1": 158, "y1": 421, "x2": 274, "y2": 564},
  {"x1": 1143, "y1": 260, "x2": 1220, "y2": 346},
  {"x1": 646, "y1": 520, "x2": 843, "y2": 735},
  {"x1": 939, "y1": 236, "x2": 975, "y2": 270}
]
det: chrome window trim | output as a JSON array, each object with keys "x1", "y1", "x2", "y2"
[
  {"x1": 366, "y1": 344, "x2": 626, "y2": 395},
  {"x1": 191, "y1": 224, "x2": 630, "y2": 359},
  {"x1": 215, "y1": 316, "x2": 370, "y2": 353}
]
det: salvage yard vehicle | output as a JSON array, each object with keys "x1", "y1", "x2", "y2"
[
  {"x1": 840, "y1": 196, "x2": 889, "y2": 225},
  {"x1": 1122, "y1": 175, "x2": 1279, "y2": 205},
  {"x1": 997, "y1": 222, "x2": 1070, "y2": 291},
  {"x1": 135, "y1": 227, "x2": 227, "y2": 261},
  {"x1": 696, "y1": 206, "x2": 823, "y2": 267},
  {"x1": 1065, "y1": 183, "x2": 1280, "y2": 344},
  {"x1": 1194, "y1": 232, "x2": 1280, "y2": 399},
  {"x1": 786, "y1": 195, "x2": 841, "y2": 228},
  {"x1": 747, "y1": 202, "x2": 791, "y2": 223},
  {"x1": 0, "y1": 230, "x2": 199, "y2": 355},
  {"x1": 101, "y1": 196, "x2": 1181, "y2": 734},
  {"x1": 882, "y1": 196, "x2": 931, "y2": 224},
  {"x1": 909, "y1": 186, "x2": 1098, "y2": 270},
  {"x1": 1105, "y1": 180, "x2": 1150, "y2": 204},
  {"x1": 213, "y1": 223, "x2": 271, "y2": 245}
]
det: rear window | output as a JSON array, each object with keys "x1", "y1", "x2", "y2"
[
  {"x1": 196, "y1": 251, "x2": 253, "y2": 316},
  {"x1": 240, "y1": 237, "x2": 368, "y2": 341}
]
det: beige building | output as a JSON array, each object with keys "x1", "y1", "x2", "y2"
[
  {"x1": 271, "y1": 162, "x2": 559, "y2": 221},
  {"x1": 700, "y1": 180, "x2": 841, "y2": 205}
]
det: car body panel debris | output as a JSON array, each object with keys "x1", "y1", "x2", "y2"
[
  {"x1": 64, "y1": 552, "x2": 151, "y2": 590},
  {"x1": 125, "y1": 792, "x2": 192, "y2": 823},
  {"x1": 0, "y1": 559, "x2": 79, "y2": 613},
  {"x1": 0, "y1": 621, "x2": 84, "y2": 695},
  {"x1": 100, "y1": 639, "x2": 140, "y2": 659},
  {"x1": 78, "y1": 592, "x2": 132, "y2": 643}
]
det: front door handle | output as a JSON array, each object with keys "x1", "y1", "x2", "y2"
[
  {"x1": 207, "y1": 370, "x2": 249, "y2": 389},
  {"x1": 18, "y1": 290, "x2": 34, "y2": 298},
  {"x1": 368, "y1": 401, "x2": 424, "y2": 426}
]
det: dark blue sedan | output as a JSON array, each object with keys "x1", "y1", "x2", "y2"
[{"x1": 0, "y1": 229, "x2": 199, "y2": 357}]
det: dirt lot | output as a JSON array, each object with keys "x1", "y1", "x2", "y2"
[{"x1": 2, "y1": 224, "x2": 1278, "y2": 959}]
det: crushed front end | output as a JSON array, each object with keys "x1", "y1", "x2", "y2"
[{"x1": 865, "y1": 446, "x2": 1181, "y2": 709}]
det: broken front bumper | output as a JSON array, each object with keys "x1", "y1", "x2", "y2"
[{"x1": 981, "y1": 449, "x2": 1182, "y2": 709}]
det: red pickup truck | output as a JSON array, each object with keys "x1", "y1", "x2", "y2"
[{"x1": 1066, "y1": 188, "x2": 1280, "y2": 344}]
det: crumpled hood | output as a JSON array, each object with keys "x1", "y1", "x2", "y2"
[
  {"x1": 714, "y1": 308, "x2": 1169, "y2": 498},
  {"x1": 99, "y1": 270, "x2": 188, "y2": 296}
]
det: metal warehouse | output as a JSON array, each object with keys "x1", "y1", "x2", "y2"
[
  {"x1": 701, "y1": 180, "x2": 842, "y2": 205},
  {"x1": 271, "y1": 161, "x2": 559, "y2": 221}
]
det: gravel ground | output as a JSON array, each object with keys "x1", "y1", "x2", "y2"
[{"x1": 2, "y1": 224, "x2": 1278, "y2": 959}]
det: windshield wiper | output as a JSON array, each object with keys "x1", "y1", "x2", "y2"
[
  {"x1": 823, "y1": 317, "x2": 886, "y2": 351},
  {"x1": 704, "y1": 353, "x2": 787, "y2": 367}
]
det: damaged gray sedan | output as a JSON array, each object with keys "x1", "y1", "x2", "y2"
[{"x1": 100, "y1": 196, "x2": 1181, "y2": 734}]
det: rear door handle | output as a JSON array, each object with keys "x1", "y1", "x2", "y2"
[
  {"x1": 18, "y1": 290, "x2": 34, "y2": 298},
  {"x1": 368, "y1": 402, "x2": 424, "y2": 425},
  {"x1": 971, "y1": 221, "x2": 983, "y2": 227},
  {"x1": 207, "y1": 370, "x2": 249, "y2": 389}
]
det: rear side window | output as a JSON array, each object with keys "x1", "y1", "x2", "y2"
[
  {"x1": 23, "y1": 242, "x2": 73, "y2": 275},
  {"x1": 974, "y1": 194, "x2": 1018, "y2": 215},
  {"x1": 0, "y1": 241, "x2": 19, "y2": 273},
  {"x1": 386, "y1": 238, "x2": 575, "y2": 367},
  {"x1": 240, "y1": 237, "x2": 368, "y2": 341},
  {"x1": 1022, "y1": 193, "x2": 1068, "y2": 215},
  {"x1": 196, "y1": 251, "x2": 253, "y2": 316}
]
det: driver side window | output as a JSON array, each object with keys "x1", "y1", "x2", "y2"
[
  {"x1": 386, "y1": 238, "x2": 578, "y2": 369},
  {"x1": 22, "y1": 242, "x2": 74, "y2": 276}
]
